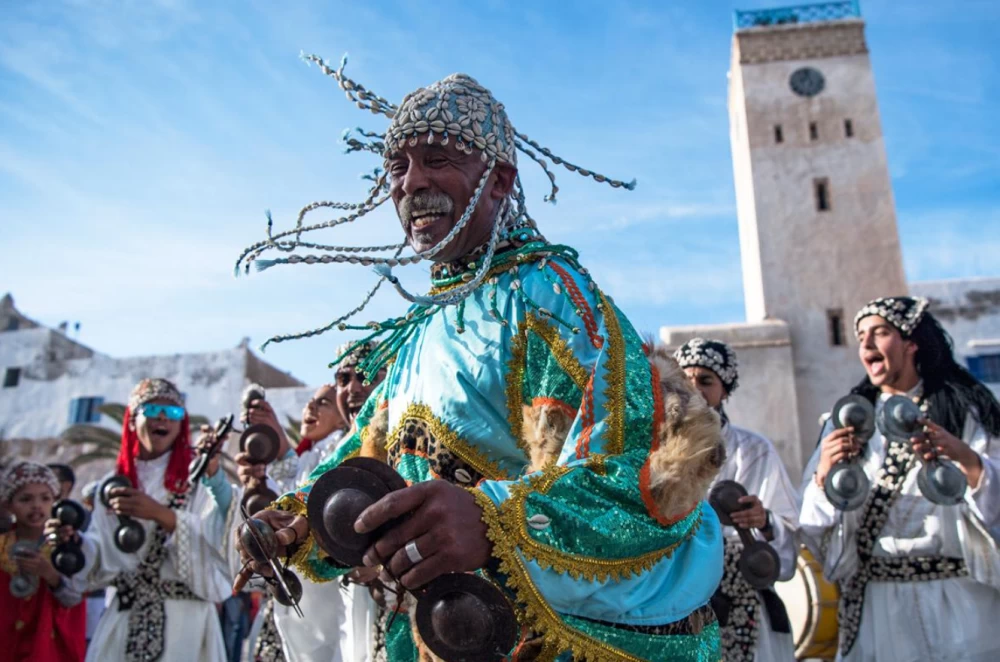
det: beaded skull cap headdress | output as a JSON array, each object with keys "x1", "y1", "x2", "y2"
[
  {"x1": 854, "y1": 296, "x2": 929, "y2": 337},
  {"x1": 0, "y1": 460, "x2": 59, "y2": 503},
  {"x1": 127, "y1": 378, "x2": 184, "y2": 415},
  {"x1": 674, "y1": 338, "x2": 740, "y2": 394},
  {"x1": 234, "y1": 53, "x2": 635, "y2": 354},
  {"x1": 334, "y1": 340, "x2": 378, "y2": 370}
]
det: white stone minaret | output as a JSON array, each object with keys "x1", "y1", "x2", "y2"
[{"x1": 728, "y1": 2, "x2": 907, "y2": 460}]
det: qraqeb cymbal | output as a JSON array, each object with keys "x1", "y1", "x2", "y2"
[
  {"x1": 239, "y1": 424, "x2": 281, "y2": 465},
  {"x1": 708, "y1": 479, "x2": 781, "y2": 589},
  {"x1": 415, "y1": 573, "x2": 518, "y2": 662},
  {"x1": 307, "y1": 458, "x2": 518, "y2": 661}
]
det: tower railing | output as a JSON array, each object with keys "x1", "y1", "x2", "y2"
[{"x1": 733, "y1": 0, "x2": 861, "y2": 31}]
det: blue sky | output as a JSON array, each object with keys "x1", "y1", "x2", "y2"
[{"x1": 1, "y1": 0, "x2": 998, "y2": 386}]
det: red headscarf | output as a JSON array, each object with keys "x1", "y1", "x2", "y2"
[{"x1": 116, "y1": 379, "x2": 193, "y2": 495}]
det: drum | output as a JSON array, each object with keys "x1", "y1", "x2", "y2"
[{"x1": 773, "y1": 545, "x2": 839, "y2": 660}]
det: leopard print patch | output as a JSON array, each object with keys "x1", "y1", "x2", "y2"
[{"x1": 388, "y1": 417, "x2": 485, "y2": 487}]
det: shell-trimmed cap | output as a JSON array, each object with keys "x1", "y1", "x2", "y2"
[
  {"x1": 334, "y1": 340, "x2": 379, "y2": 369},
  {"x1": 0, "y1": 461, "x2": 59, "y2": 503},
  {"x1": 385, "y1": 73, "x2": 517, "y2": 166},
  {"x1": 854, "y1": 296, "x2": 929, "y2": 336},
  {"x1": 127, "y1": 378, "x2": 184, "y2": 414},
  {"x1": 673, "y1": 338, "x2": 739, "y2": 394}
]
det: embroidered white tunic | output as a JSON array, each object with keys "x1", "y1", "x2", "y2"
[
  {"x1": 800, "y1": 387, "x2": 1000, "y2": 662},
  {"x1": 711, "y1": 421, "x2": 800, "y2": 662},
  {"x1": 80, "y1": 452, "x2": 239, "y2": 662}
]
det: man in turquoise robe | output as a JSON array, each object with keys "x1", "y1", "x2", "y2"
[{"x1": 235, "y1": 56, "x2": 725, "y2": 662}]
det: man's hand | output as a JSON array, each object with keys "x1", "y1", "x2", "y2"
[
  {"x1": 195, "y1": 424, "x2": 228, "y2": 478},
  {"x1": 232, "y1": 509, "x2": 309, "y2": 593},
  {"x1": 815, "y1": 427, "x2": 861, "y2": 487},
  {"x1": 356, "y1": 481, "x2": 492, "y2": 590},
  {"x1": 245, "y1": 399, "x2": 291, "y2": 458},
  {"x1": 109, "y1": 487, "x2": 176, "y2": 532},
  {"x1": 15, "y1": 549, "x2": 62, "y2": 588},
  {"x1": 235, "y1": 452, "x2": 267, "y2": 489},
  {"x1": 44, "y1": 518, "x2": 79, "y2": 546},
  {"x1": 913, "y1": 418, "x2": 983, "y2": 489},
  {"x1": 730, "y1": 494, "x2": 768, "y2": 531}
]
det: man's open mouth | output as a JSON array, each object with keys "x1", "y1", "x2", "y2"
[
  {"x1": 863, "y1": 352, "x2": 886, "y2": 377},
  {"x1": 410, "y1": 209, "x2": 448, "y2": 230}
]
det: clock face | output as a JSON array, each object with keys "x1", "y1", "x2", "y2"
[{"x1": 789, "y1": 67, "x2": 825, "y2": 97}]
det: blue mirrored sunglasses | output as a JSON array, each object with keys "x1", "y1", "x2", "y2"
[{"x1": 139, "y1": 403, "x2": 186, "y2": 421}]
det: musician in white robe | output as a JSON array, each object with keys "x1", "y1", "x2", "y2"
[
  {"x1": 800, "y1": 296, "x2": 1000, "y2": 662},
  {"x1": 50, "y1": 378, "x2": 240, "y2": 662},
  {"x1": 239, "y1": 342, "x2": 382, "y2": 662},
  {"x1": 674, "y1": 338, "x2": 800, "y2": 662}
]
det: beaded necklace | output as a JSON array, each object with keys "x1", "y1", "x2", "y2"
[{"x1": 330, "y1": 226, "x2": 602, "y2": 383}]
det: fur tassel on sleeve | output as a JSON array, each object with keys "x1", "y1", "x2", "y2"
[{"x1": 646, "y1": 347, "x2": 726, "y2": 523}]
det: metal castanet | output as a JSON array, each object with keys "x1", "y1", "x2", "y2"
[
  {"x1": 188, "y1": 414, "x2": 235, "y2": 486},
  {"x1": 237, "y1": 504, "x2": 303, "y2": 618},
  {"x1": 307, "y1": 458, "x2": 519, "y2": 661},
  {"x1": 824, "y1": 395, "x2": 875, "y2": 511},
  {"x1": 50, "y1": 499, "x2": 87, "y2": 576},
  {"x1": 237, "y1": 421, "x2": 282, "y2": 515},
  {"x1": 9, "y1": 540, "x2": 42, "y2": 598},
  {"x1": 415, "y1": 573, "x2": 519, "y2": 662},
  {"x1": 709, "y1": 480, "x2": 781, "y2": 590},
  {"x1": 879, "y1": 395, "x2": 967, "y2": 506},
  {"x1": 99, "y1": 475, "x2": 146, "y2": 554}
]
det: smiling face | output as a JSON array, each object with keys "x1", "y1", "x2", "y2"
[
  {"x1": 682, "y1": 366, "x2": 727, "y2": 410},
  {"x1": 300, "y1": 385, "x2": 345, "y2": 442},
  {"x1": 387, "y1": 142, "x2": 516, "y2": 263},
  {"x1": 335, "y1": 367, "x2": 387, "y2": 424},
  {"x1": 7, "y1": 482, "x2": 56, "y2": 534},
  {"x1": 133, "y1": 397, "x2": 183, "y2": 458},
  {"x1": 857, "y1": 315, "x2": 920, "y2": 393}
]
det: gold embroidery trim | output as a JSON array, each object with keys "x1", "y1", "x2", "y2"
[
  {"x1": 526, "y1": 313, "x2": 590, "y2": 390},
  {"x1": 472, "y1": 490, "x2": 647, "y2": 662},
  {"x1": 499, "y1": 472, "x2": 702, "y2": 582},
  {"x1": 506, "y1": 316, "x2": 529, "y2": 457},
  {"x1": 599, "y1": 293, "x2": 626, "y2": 456},
  {"x1": 506, "y1": 312, "x2": 591, "y2": 459},
  {"x1": 386, "y1": 403, "x2": 508, "y2": 481}
]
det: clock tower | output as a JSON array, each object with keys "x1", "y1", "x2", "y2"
[{"x1": 728, "y1": 2, "x2": 908, "y2": 457}]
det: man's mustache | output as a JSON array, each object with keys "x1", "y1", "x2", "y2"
[{"x1": 399, "y1": 192, "x2": 454, "y2": 223}]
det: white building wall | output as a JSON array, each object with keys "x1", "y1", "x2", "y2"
[{"x1": 912, "y1": 277, "x2": 1000, "y2": 394}]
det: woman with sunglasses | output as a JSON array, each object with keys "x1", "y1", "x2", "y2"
[{"x1": 48, "y1": 378, "x2": 239, "y2": 662}]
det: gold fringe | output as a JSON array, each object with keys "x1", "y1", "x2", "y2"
[
  {"x1": 506, "y1": 315, "x2": 530, "y2": 457},
  {"x1": 472, "y1": 490, "x2": 649, "y2": 662},
  {"x1": 598, "y1": 293, "x2": 626, "y2": 456},
  {"x1": 499, "y1": 474, "x2": 702, "y2": 583},
  {"x1": 525, "y1": 313, "x2": 589, "y2": 390}
]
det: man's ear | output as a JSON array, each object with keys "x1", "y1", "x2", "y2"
[{"x1": 489, "y1": 164, "x2": 517, "y2": 200}]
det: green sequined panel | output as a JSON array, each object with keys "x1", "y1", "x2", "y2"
[
  {"x1": 523, "y1": 461, "x2": 703, "y2": 559},
  {"x1": 561, "y1": 616, "x2": 721, "y2": 662},
  {"x1": 384, "y1": 611, "x2": 418, "y2": 662},
  {"x1": 523, "y1": 329, "x2": 584, "y2": 408},
  {"x1": 609, "y1": 307, "x2": 655, "y2": 456}
]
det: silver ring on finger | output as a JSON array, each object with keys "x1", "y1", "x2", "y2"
[{"x1": 404, "y1": 540, "x2": 423, "y2": 565}]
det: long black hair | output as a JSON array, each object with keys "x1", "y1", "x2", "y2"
[{"x1": 851, "y1": 312, "x2": 1000, "y2": 438}]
